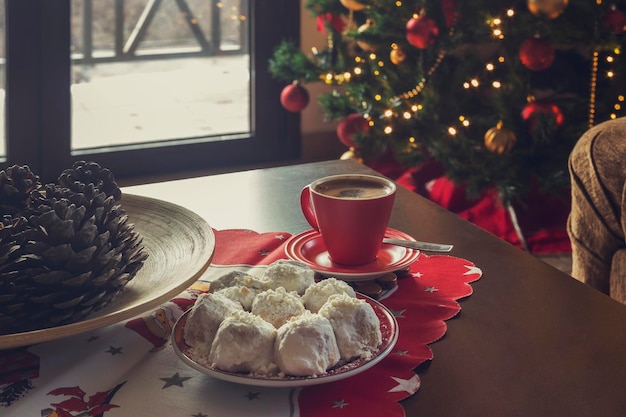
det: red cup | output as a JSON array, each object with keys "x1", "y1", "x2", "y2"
[{"x1": 300, "y1": 174, "x2": 396, "y2": 266}]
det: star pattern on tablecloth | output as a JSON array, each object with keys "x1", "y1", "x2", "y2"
[
  {"x1": 332, "y1": 399, "x2": 349, "y2": 409},
  {"x1": 412, "y1": 271, "x2": 423, "y2": 278},
  {"x1": 275, "y1": 234, "x2": 287, "y2": 240},
  {"x1": 394, "y1": 349, "x2": 409, "y2": 355},
  {"x1": 391, "y1": 308, "x2": 406, "y2": 318},
  {"x1": 244, "y1": 391, "x2": 260, "y2": 400},
  {"x1": 424, "y1": 286, "x2": 438, "y2": 293},
  {"x1": 464, "y1": 265, "x2": 482, "y2": 276},
  {"x1": 86, "y1": 335, "x2": 99, "y2": 343},
  {"x1": 106, "y1": 346, "x2": 123, "y2": 355},
  {"x1": 388, "y1": 375, "x2": 421, "y2": 394},
  {"x1": 259, "y1": 249, "x2": 271, "y2": 256},
  {"x1": 159, "y1": 372, "x2": 192, "y2": 389}
]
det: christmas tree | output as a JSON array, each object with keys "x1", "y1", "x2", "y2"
[{"x1": 270, "y1": 0, "x2": 626, "y2": 204}]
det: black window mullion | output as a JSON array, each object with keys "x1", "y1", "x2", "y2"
[
  {"x1": 40, "y1": 0, "x2": 72, "y2": 182},
  {"x1": 5, "y1": 0, "x2": 44, "y2": 170}
]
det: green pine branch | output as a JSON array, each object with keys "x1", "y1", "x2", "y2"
[{"x1": 271, "y1": 0, "x2": 626, "y2": 203}]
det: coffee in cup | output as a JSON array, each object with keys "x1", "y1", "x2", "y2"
[{"x1": 300, "y1": 174, "x2": 396, "y2": 266}]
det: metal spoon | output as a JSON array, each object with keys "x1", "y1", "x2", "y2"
[{"x1": 382, "y1": 238, "x2": 453, "y2": 253}]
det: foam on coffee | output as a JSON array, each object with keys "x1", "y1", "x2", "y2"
[{"x1": 314, "y1": 178, "x2": 393, "y2": 199}]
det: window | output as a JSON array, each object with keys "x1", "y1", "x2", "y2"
[{"x1": 4, "y1": 0, "x2": 300, "y2": 184}]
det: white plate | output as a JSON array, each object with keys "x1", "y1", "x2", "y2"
[
  {"x1": 172, "y1": 294, "x2": 398, "y2": 388},
  {"x1": 284, "y1": 228, "x2": 420, "y2": 281},
  {"x1": 0, "y1": 194, "x2": 215, "y2": 349}
]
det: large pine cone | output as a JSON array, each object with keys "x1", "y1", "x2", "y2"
[{"x1": 0, "y1": 162, "x2": 147, "y2": 334}]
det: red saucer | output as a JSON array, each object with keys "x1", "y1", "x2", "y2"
[{"x1": 284, "y1": 228, "x2": 420, "y2": 281}]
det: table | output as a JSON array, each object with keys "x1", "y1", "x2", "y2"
[{"x1": 123, "y1": 159, "x2": 626, "y2": 416}]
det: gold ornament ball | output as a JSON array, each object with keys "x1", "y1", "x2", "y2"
[
  {"x1": 527, "y1": 0, "x2": 569, "y2": 20},
  {"x1": 390, "y1": 48, "x2": 406, "y2": 65},
  {"x1": 340, "y1": 148, "x2": 363, "y2": 162},
  {"x1": 484, "y1": 125, "x2": 517, "y2": 154},
  {"x1": 357, "y1": 19, "x2": 376, "y2": 52},
  {"x1": 340, "y1": 0, "x2": 365, "y2": 11}
]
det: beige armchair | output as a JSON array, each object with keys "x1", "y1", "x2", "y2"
[{"x1": 568, "y1": 117, "x2": 626, "y2": 304}]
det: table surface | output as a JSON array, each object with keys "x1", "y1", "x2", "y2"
[{"x1": 125, "y1": 159, "x2": 626, "y2": 417}]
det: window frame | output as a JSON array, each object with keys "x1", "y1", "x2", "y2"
[{"x1": 5, "y1": 0, "x2": 301, "y2": 184}]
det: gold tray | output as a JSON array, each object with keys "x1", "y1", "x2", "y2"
[{"x1": 0, "y1": 194, "x2": 215, "y2": 349}]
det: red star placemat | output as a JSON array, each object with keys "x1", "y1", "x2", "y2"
[
  {"x1": 210, "y1": 229, "x2": 482, "y2": 417},
  {"x1": 1, "y1": 229, "x2": 481, "y2": 417}
]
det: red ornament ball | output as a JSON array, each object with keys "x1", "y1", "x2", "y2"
[
  {"x1": 441, "y1": 0, "x2": 458, "y2": 28},
  {"x1": 280, "y1": 83, "x2": 309, "y2": 112},
  {"x1": 603, "y1": 8, "x2": 626, "y2": 34},
  {"x1": 406, "y1": 15, "x2": 439, "y2": 49},
  {"x1": 519, "y1": 37, "x2": 555, "y2": 71},
  {"x1": 337, "y1": 114, "x2": 370, "y2": 148},
  {"x1": 521, "y1": 101, "x2": 564, "y2": 133}
]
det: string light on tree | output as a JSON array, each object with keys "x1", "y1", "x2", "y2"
[{"x1": 268, "y1": 0, "x2": 626, "y2": 206}]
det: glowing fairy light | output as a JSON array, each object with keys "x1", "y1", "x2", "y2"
[
  {"x1": 411, "y1": 104, "x2": 422, "y2": 112},
  {"x1": 471, "y1": 79, "x2": 480, "y2": 87},
  {"x1": 486, "y1": 63, "x2": 495, "y2": 71},
  {"x1": 490, "y1": 16, "x2": 505, "y2": 39},
  {"x1": 354, "y1": 67, "x2": 363, "y2": 75},
  {"x1": 374, "y1": 94, "x2": 382, "y2": 101},
  {"x1": 384, "y1": 126, "x2": 393, "y2": 134},
  {"x1": 607, "y1": 70, "x2": 615, "y2": 78},
  {"x1": 344, "y1": 72, "x2": 352, "y2": 81},
  {"x1": 492, "y1": 81, "x2": 502, "y2": 88},
  {"x1": 384, "y1": 109, "x2": 393, "y2": 117},
  {"x1": 506, "y1": 8, "x2": 515, "y2": 17},
  {"x1": 403, "y1": 112, "x2": 411, "y2": 119},
  {"x1": 448, "y1": 127, "x2": 457, "y2": 135}
]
